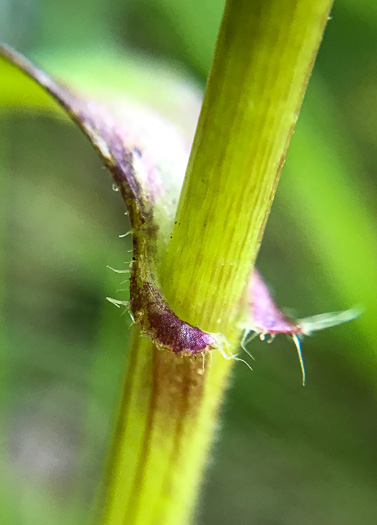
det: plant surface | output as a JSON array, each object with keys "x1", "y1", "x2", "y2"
[{"x1": 0, "y1": 1, "x2": 365, "y2": 524}]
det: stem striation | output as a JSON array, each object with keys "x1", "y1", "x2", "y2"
[{"x1": 101, "y1": 1, "x2": 333, "y2": 524}]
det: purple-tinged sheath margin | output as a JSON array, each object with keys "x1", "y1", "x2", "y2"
[
  {"x1": 247, "y1": 270, "x2": 358, "y2": 339},
  {"x1": 248, "y1": 270, "x2": 299, "y2": 335},
  {"x1": 0, "y1": 44, "x2": 216, "y2": 355},
  {"x1": 245, "y1": 271, "x2": 359, "y2": 384},
  {"x1": 1, "y1": 45, "x2": 356, "y2": 366}
]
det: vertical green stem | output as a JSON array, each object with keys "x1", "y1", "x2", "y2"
[
  {"x1": 162, "y1": 0, "x2": 333, "y2": 334},
  {"x1": 101, "y1": 327, "x2": 229, "y2": 525},
  {"x1": 101, "y1": 1, "x2": 333, "y2": 524}
]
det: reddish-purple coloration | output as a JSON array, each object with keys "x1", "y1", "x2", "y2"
[
  {"x1": 249, "y1": 270, "x2": 300, "y2": 335},
  {"x1": 0, "y1": 45, "x2": 216, "y2": 356},
  {"x1": 0, "y1": 45, "x2": 356, "y2": 371},
  {"x1": 130, "y1": 280, "x2": 216, "y2": 354}
]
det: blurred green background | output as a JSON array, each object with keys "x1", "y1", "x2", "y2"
[{"x1": 1, "y1": 1, "x2": 377, "y2": 524}]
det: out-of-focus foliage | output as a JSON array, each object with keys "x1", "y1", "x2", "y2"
[{"x1": 1, "y1": 1, "x2": 376, "y2": 524}]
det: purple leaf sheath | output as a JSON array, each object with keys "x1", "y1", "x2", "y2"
[{"x1": 0, "y1": 45, "x2": 358, "y2": 382}]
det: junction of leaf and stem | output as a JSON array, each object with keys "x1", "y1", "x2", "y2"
[{"x1": 0, "y1": 1, "x2": 341, "y2": 524}]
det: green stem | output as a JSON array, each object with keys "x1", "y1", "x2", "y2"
[
  {"x1": 100, "y1": 1, "x2": 332, "y2": 524},
  {"x1": 101, "y1": 327, "x2": 229, "y2": 525},
  {"x1": 162, "y1": 0, "x2": 333, "y2": 334}
]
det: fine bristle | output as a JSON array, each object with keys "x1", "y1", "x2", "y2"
[
  {"x1": 292, "y1": 334, "x2": 306, "y2": 386},
  {"x1": 298, "y1": 306, "x2": 362, "y2": 336}
]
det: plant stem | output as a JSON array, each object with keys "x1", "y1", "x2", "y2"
[
  {"x1": 162, "y1": 0, "x2": 333, "y2": 334},
  {"x1": 100, "y1": 1, "x2": 333, "y2": 524},
  {"x1": 101, "y1": 327, "x2": 229, "y2": 525}
]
